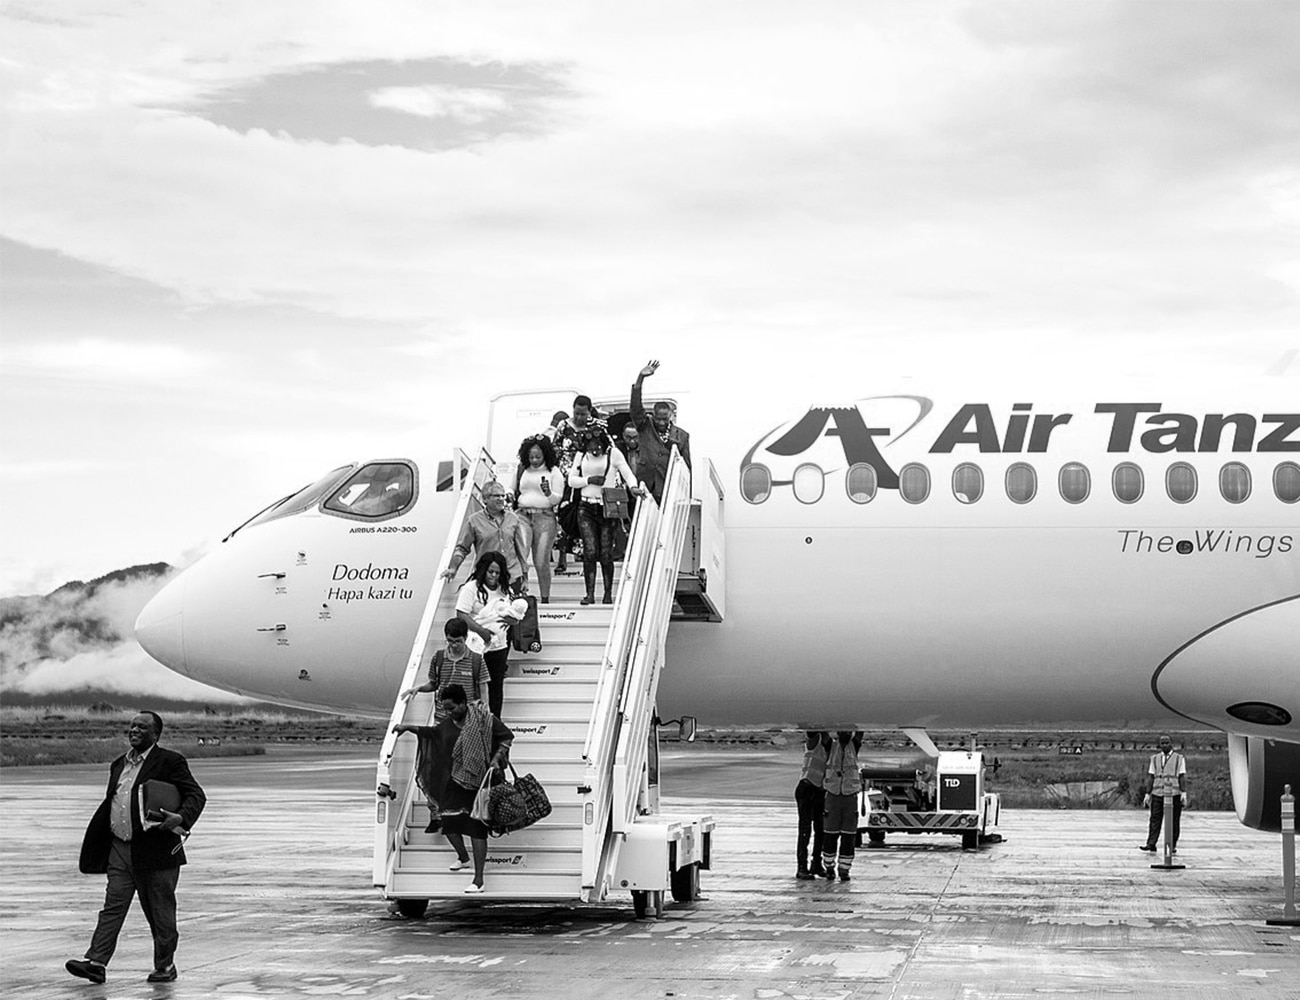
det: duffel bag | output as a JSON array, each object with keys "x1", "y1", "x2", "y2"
[{"x1": 488, "y1": 763, "x2": 552, "y2": 836}]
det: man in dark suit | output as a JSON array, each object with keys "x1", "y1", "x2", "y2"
[
  {"x1": 66, "y1": 711, "x2": 206, "y2": 985},
  {"x1": 630, "y1": 359, "x2": 692, "y2": 504}
]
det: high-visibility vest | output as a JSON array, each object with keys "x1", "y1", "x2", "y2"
[
  {"x1": 823, "y1": 740, "x2": 860, "y2": 796},
  {"x1": 1149, "y1": 751, "x2": 1184, "y2": 797}
]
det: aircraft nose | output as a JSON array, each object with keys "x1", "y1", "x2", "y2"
[{"x1": 135, "y1": 574, "x2": 187, "y2": 673}]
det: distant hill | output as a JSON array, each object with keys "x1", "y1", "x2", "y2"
[
  {"x1": 47, "y1": 562, "x2": 174, "y2": 599},
  {"x1": 0, "y1": 561, "x2": 246, "y2": 704}
]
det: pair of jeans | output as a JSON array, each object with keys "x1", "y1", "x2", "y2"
[
  {"x1": 576, "y1": 502, "x2": 615, "y2": 599},
  {"x1": 517, "y1": 507, "x2": 557, "y2": 601},
  {"x1": 795, "y1": 778, "x2": 825, "y2": 871},
  {"x1": 484, "y1": 647, "x2": 509, "y2": 719},
  {"x1": 87, "y1": 837, "x2": 181, "y2": 970}
]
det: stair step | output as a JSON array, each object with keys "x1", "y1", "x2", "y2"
[
  {"x1": 403, "y1": 824, "x2": 584, "y2": 851},
  {"x1": 503, "y1": 720, "x2": 591, "y2": 741},
  {"x1": 390, "y1": 871, "x2": 584, "y2": 898},
  {"x1": 398, "y1": 844, "x2": 581, "y2": 872},
  {"x1": 509, "y1": 660, "x2": 604, "y2": 681},
  {"x1": 506, "y1": 702, "x2": 595, "y2": 723},
  {"x1": 407, "y1": 800, "x2": 585, "y2": 825}
]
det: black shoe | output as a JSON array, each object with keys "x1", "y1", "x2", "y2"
[
  {"x1": 66, "y1": 960, "x2": 106, "y2": 984},
  {"x1": 424, "y1": 819, "x2": 441, "y2": 834},
  {"x1": 1138, "y1": 844, "x2": 1156, "y2": 852},
  {"x1": 147, "y1": 965, "x2": 177, "y2": 983},
  {"x1": 821, "y1": 868, "x2": 837, "y2": 880},
  {"x1": 602, "y1": 593, "x2": 613, "y2": 604},
  {"x1": 580, "y1": 594, "x2": 594, "y2": 605},
  {"x1": 810, "y1": 864, "x2": 826, "y2": 877},
  {"x1": 796, "y1": 870, "x2": 815, "y2": 880},
  {"x1": 837, "y1": 870, "x2": 851, "y2": 882}
]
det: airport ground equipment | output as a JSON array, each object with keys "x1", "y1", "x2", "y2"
[
  {"x1": 1265, "y1": 784, "x2": 1298, "y2": 926},
  {"x1": 858, "y1": 739, "x2": 1001, "y2": 850},
  {"x1": 373, "y1": 445, "x2": 720, "y2": 917}
]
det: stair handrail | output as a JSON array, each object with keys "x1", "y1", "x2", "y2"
[
  {"x1": 608, "y1": 450, "x2": 692, "y2": 840},
  {"x1": 373, "y1": 446, "x2": 496, "y2": 887},
  {"x1": 588, "y1": 449, "x2": 691, "y2": 893},
  {"x1": 578, "y1": 490, "x2": 662, "y2": 892}
]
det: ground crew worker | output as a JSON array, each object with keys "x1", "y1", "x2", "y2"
[
  {"x1": 795, "y1": 731, "x2": 830, "y2": 880},
  {"x1": 1139, "y1": 734, "x2": 1187, "y2": 853},
  {"x1": 820, "y1": 730, "x2": 863, "y2": 881}
]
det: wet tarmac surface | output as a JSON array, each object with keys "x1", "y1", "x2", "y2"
[{"x1": 2, "y1": 744, "x2": 1297, "y2": 998}]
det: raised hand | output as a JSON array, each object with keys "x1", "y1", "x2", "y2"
[{"x1": 639, "y1": 360, "x2": 659, "y2": 379}]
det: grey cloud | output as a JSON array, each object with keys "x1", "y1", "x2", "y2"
[{"x1": 176, "y1": 58, "x2": 577, "y2": 151}]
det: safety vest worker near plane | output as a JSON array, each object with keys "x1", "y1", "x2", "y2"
[{"x1": 1140, "y1": 735, "x2": 1188, "y2": 854}]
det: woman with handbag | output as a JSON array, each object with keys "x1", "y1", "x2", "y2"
[
  {"x1": 513, "y1": 435, "x2": 563, "y2": 604},
  {"x1": 455, "y1": 552, "x2": 520, "y2": 718},
  {"x1": 392, "y1": 683, "x2": 513, "y2": 894},
  {"x1": 567, "y1": 429, "x2": 645, "y2": 605}
]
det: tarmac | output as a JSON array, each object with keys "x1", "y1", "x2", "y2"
[{"x1": 1, "y1": 744, "x2": 1297, "y2": 999}]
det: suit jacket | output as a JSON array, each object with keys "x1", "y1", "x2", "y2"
[
  {"x1": 78, "y1": 745, "x2": 206, "y2": 873},
  {"x1": 630, "y1": 382, "x2": 692, "y2": 503}
]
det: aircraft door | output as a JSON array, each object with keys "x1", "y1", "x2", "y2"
[
  {"x1": 676, "y1": 458, "x2": 726, "y2": 621},
  {"x1": 486, "y1": 389, "x2": 581, "y2": 469}
]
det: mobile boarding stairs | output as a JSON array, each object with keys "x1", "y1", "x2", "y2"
[{"x1": 374, "y1": 447, "x2": 722, "y2": 918}]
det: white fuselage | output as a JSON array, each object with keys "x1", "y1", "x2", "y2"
[{"x1": 136, "y1": 383, "x2": 1300, "y2": 742}]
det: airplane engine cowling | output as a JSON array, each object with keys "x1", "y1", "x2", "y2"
[{"x1": 1228, "y1": 734, "x2": 1300, "y2": 832}]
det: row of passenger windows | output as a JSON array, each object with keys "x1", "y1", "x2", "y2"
[{"x1": 741, "y1": 461, "x2": 1300, "y2": 506}]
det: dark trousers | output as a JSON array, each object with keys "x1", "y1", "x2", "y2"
[
  {"x1": 795, "y1": 779, "x2": 825, "y2": 871},
  {"x1": 1146, "y1": 794, "x2": 1182, "y2": 849},
  {"x1": 87, "y1": 837, "x2": 181, "y2": 970},
  {"x1": 484, "y1": 647, "x2": 509, "y2": 719},
  {"x1": 577, "y1": 503, "x2": 615, "y2": 598}
]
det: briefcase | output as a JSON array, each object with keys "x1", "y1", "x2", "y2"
[{"x1": 510, "y1": 594, "x2": 543, "y2": 653}]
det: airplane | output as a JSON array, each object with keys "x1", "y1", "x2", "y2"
[{"x1": 135, "y1": 373, "x2": 1300, "y2": 834}]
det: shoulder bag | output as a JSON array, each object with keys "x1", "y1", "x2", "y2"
[{"x1": 599, "y1": 455, "x2": 629, "y2": 520}]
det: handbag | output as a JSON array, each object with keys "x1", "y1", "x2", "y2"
[
  {"x1": 601, "y1": 486, "x2": 629, "y2": 520},
  {"x1": 471, "y1": 770, "x2": 493, "y2": 823},
  {"x1": 509, "y1": 594, "x2": 542, "y2": 653},
  {"x1": 487, "y1": 763, "x2": 552, "y2": 836},
  {"x1": 557, "y1": 485, "x2": 580, "y2": 537}
]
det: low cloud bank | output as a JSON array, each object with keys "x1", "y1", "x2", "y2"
[{"x1": 0, "y1": 564, "x2": 245, "y2": 704}]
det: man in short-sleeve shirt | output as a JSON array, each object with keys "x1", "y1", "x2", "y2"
[{"x1": 1139, "y1": 734, "x2": 1187, "y2": 852}]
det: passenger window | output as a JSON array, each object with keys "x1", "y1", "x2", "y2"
[
  {"x1": 846, "y1": 463, "x2": 877, "y2": 503},
  {"x1": 740, "y1": 463, "x2": 772, "y2": 504},
  {"x1": 1219, "y1": 462, "x2": 1251, "y2": 504},
  {"x1": 435, "y1": 460, "x2": 455, "y2": 492},
  {"x1": 952, "y1": 463, "x2": 983, "y2": 504},
  {"x1": 1005, "y1": 463, "x2": 1037, "y2": 504},
  {"x1": 1166, "y1": 462, "x2": 1197, "y2": 504},
  {"x1": 1275, "y1": 462, "x2": 1300, "y2": 503},
  {"x1": 899, "y1": 463, "x2": 930, "y2": 504},
  {"x1": 1059, "y1": 462, "x2": 1090, "y2": 504},
  {"x1": 1112, "y1": 462, "x2": 1143, "y2": 504},
  {"x1": 323, "y1": 461, "x2": 416, "y2": 520},
  {"x1": 793, "y1": 463, "x2": 825, "y2": 504}
]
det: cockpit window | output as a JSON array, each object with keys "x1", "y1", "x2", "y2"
[
  {"x1": 228, "y1": 464, "x2": 356, "y2": 539},
  {"x1": 322, "y1": 461, "x2": 417, "y2": 520}
]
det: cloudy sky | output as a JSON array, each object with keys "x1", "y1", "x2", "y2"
[{"x1": 2, "y1": 0, "x2": 1298, "y2": 598}]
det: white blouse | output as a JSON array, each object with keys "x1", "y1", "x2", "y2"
[
  {"x1": 568, "y1": 449, "x2": 637, "y2": 503},
  {"x1": 516, "y1": 465, "x2": 563, "y2": 511}
]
